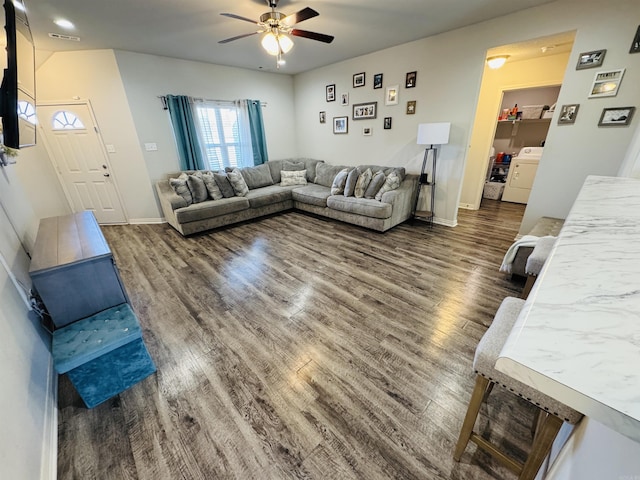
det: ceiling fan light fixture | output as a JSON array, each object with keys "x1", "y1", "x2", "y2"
[
  {"x1": 487, "y1": 55, "x2": 509, "y2": 69},
  {"x1": 261, "y1": 32, "x2": 293, "y2": 56}
]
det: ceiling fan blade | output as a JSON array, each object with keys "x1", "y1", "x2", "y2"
[
  {"x1": 218, "y1": 31, "x2": 260, "y2": 44},
  {"x1": 220, "y1": 13, "x2": 260, "y2": 25},
  {"x1": 282, "y1": 7, "x2": 319, "y2": 26},
  {"x1": 291, "y1": 29, "x2": 334, "y2": 44}
]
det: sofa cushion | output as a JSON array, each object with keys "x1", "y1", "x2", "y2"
[
  {"x1": 227, "y1": 168, "x2": 249, "y2": 197},
  {"x1": 292, "y1": 184, "x2": 332, "y2": 207},
  {"x1": 302, "y1": 158, "x2": 325, "y2": 182},
  {"x1": 175, "y1": 197, "x2": 249, "y2": 223},
  {"x1": 330, "y1": 168, "x2": 350, "y2": 195},
  {"x1": 187, "y1": 172, "x2": 208, "y2": 203},
  {"x1": 315, "y1": 163, "x2": 346, "y2": 188},
  {"x1": 365, "y1": 171, "x2": 386, "y2": 199},
  {"x1": 214, "y1": 172, "x2": 235, "y2": 198},
  {"x1": 280, "y1": 169, "x2": 308, "y2": 186},
  {"x1": 241, "y1": 164, "x2": 274, "y2": 189},
  {"x1": 245, "y1": 185, "x2": 293, "y2": 208},
  {"x1": 201, "y1": 171, "x2": 223, "y2": 200},
  {"x1": 327, "y1": 196, "x2": 393, "y2": 219},
  {"x1": 267, "y1": 159, "x2": 284, "y2": 184},
  {"x1": 354, "y1": 168, "x2": 372, "y2": 198},
  {"x1": 375, "y1": 171, "x2": 400, "y2": 201},
  {"x1": 283, "y1": 160, "x2": 305, "y2": 172},
  {"x1": 344, "y1": 168, "x2": 359, "y2": 197},
  {"x1": 169, "y1": 173, "x2": 193, "y2": 205}
]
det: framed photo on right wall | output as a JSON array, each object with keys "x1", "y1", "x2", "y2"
[{"x1": 598, "y1": 106, "x2": 635, "y2": 126}]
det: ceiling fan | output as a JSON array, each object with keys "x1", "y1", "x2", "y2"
[{"x1": 219, "y1": 0, "x2": 334, "y2": 67}]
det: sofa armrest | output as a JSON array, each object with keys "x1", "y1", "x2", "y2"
[
  {"x1": 156, "y1": 180, "x2": 187, "y2": 211},
  {"x1": 381, "y1": 174, "x2": 418, "y2": 206}
]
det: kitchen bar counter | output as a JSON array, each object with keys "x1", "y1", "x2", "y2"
[{"x1": 496, "y1": 175, "x2": 640, "y2": 443}]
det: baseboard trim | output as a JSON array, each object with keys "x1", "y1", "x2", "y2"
[
  {"x1": 128, "y1": 217, "x2": 164, "y2": 224},
  {"x1": 434, "y1": 217, "x2": 458, "y2": 227},
  {"x1": 458, "y1": 203, "x2": 477, "y2": 210},
  {"x1": 41, "y1": 357, "x2": 58, "y2": 480}
]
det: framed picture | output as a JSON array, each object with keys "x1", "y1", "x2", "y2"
[
  {"x1": 353, "y1": 101, "x2": 377, "y2": 120},
  {"x1": 383, "y1": 117, "x2": 392, "y2": 130},
  {"x1": 576, "y1": 49, "x2": 606, "y2": 70},
  {"x1": 406, "y1": 100, "x2": 416, "y2": 115},
  {"x1": 630, "y1": 25, "x2": 640, "y2": 53},
  {"x1": 589, "y1": 69, "x2": 625, "y2": 98},
  {"x1": 373, "y1": 73, "x2": 383, "y2": 89},
  {"x1": 385, "y1": 85, "x2": 399, "y2": 105},
  {"x1": 326, "y1": 84, "x2": 335, "y2": 102},
  {"x1": 363, "y1": 127, "x2": 372, "y2": 136},
  {"x1": 319, "y1": 111, "x2": 326, "y2": 124},
  {"x1": 333, "y1": 116, "x2": 348, "y2": 134},
  {"x1": 405, "y1": 71, "x2": 417, "y2": 88},
  {"x1": 558, "y1": 104, "x2": 579, "y2": 125},
  {"x1": 598, "y1": 107, "x2": 635, "y2": 126},
  {"x1": 353, "y1": 72, "x2": 365, "y2": 88},
  {"x1": 341, "y1": 92, "x2": 349, "y2": 106}
]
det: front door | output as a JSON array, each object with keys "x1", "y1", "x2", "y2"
[{"x1": 38, "y1": 102, "x2": 127, "y2": 224}]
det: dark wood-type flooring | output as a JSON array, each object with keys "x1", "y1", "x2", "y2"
[{"x1": 57, "y1": 199, "x2": 534, "y2": 480}]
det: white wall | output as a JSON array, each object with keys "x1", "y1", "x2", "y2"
[
  {"x1": 36, "y1": 50, "x2": 159, "y2": 222},
  {"x1": 114, "y1": 50, "x2": 298, "y2": 199},
  {"x1": 293, "y1": 0, "x2": 640, "y2": 229}
]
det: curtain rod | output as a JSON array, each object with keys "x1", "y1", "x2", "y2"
[{"x1": 158, "y1": 96, "x2": 267, "y2": 110}]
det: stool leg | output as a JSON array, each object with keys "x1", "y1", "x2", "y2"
[
  {"x1": 454, "y1": 375, "x2": 490, "y2": 461},
  {"x1": 519, "y1": 413, "x2": 562, "y2": 480},
  {"x1": 521, "y1": 275, "x2": 536, "y2": 299}
]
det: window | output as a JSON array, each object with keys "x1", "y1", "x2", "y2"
[
  {"x1": 18, "y1": 100, "x2": 36, "y2": 125},
  {"x1": 52, "y1": 110, "x2": 85, "y2": 130},
  {"x1": 193, "y1": 101, "x2": 253, "y2": 171}
]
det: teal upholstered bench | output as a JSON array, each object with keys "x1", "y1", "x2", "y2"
[{"x1": 52, "y1": 303, "x2": 156, "y2": 408}]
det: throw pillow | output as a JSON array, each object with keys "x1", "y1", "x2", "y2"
[
  {"x1": 227, "y1": 168, "x2": 249, "y2": 197},
  {"x1": 343, "y1": 168, "x2": 359, "y2": 197},
  {"x1": 241, "y1": 164, "x2": 274, "y2": 189},
  {"x1": 364, "y1": 171, "x2": 386, "y2": 199},
  {"x1": 213, "y1": 172, "x2": 235, "y2": 198},
  {"x1": 354, "y1": 168, "x2": 373, "y2": 198},
  {"x1": 330, "y1": 168, "x2": 350, "y2": 195},
  {"x1": 283, "y1": 160, "x2": 305, "y2": 171},
  {"x1": 201, "y1": 171, "x2": 223, "y2": 200},
  {"x1": 280, "y1": 169, "x2": 308, "y2": 186},
  {"x1": 169, "y1": 172, "x2": 193, "y2": 205},
  {"x1": 375, "y1": 172, "x2": 400, "y2": 201},
  {"x1": 187, "y1": 171, "x2": 208, "y2": 204}
]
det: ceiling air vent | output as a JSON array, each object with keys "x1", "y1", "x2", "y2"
[{"x1": 48, "y1": 32, "x2": 81, "y2": 42}]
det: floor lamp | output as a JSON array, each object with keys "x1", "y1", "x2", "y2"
[{"x1": 413, "y1": 122, "x2": 451, "y2": 224}]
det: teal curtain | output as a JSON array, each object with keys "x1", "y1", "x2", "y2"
[
  {"x1": 246, "y1": 99, "x2": 269, "y2": 165},
  {"x1": 166, "y1": 95, "x2": 205, "y2": 171}
]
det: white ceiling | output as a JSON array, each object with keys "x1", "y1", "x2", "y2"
[{"x1": 26, "y1": 0, "x2": 558, "y2": 75}]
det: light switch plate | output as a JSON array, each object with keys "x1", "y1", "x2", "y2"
[
  {"x1": 145, "y1": 143, "x2": 158, "y2": 151},
  {"x1": 105, "y1": 144, "x2": 116, "y2": 153}
]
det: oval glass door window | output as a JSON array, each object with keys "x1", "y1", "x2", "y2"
[{"x1": 52, "y1": 110, "x2": 86, "y2": 130}]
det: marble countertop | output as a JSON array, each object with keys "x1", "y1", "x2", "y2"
[{"x1": 496, "y1": 175, "x2": 640, "y2": 444}]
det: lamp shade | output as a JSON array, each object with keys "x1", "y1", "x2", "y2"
[
  {"x1": 487, "y1": 55, "x2": 509, "y2": 69},
  {"x1": 261, "y1": 32, "x2": 294, "y2": 56},
  {"x1": 417, "y1": 122, "x2": 450, "y2": 145}
]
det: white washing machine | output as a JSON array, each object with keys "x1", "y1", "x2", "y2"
[{"x1": 501, "y1": 146, "x2": 543, "y2": 204}]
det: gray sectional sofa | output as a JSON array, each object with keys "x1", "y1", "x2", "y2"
[{"x1": 155, "y1": 158, "x2": 418, "y2": 236}]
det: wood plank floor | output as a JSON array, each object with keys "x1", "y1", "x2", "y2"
[{"x1": 57, "y1": 199, "x2": 534, "y2": 480}]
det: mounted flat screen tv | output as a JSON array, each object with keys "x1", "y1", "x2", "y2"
[{"x1": 1, "y1": 0, "x2": 36, "y2": 149}]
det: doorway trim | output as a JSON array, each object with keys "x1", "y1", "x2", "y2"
[{"x1": 37, "y1": 99, "x2": 129, "y2": 224}]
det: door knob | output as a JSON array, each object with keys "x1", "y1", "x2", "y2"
[
  {"x1": 103, "y1": 173, "x2": 110, "y2": 177},
  {"x1": 102, "y1": 164, "x2": 108, "y2": 169}
]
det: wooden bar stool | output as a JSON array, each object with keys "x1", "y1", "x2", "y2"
[{"x1": 454, "y1": 297, "x2": 583, "y2": 480}]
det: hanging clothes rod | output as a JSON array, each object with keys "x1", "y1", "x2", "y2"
[{"x1": 158, "y1": 96, "x2": 267, "y2": 110}]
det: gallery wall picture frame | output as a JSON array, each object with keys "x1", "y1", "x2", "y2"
[
  {"x1": 353, "y1": 72, "x2": 365, "y2": 88},
  {"x1": 319, "y1": 111, "x2": 326, "y2": 124},
  {"x1": 576, "y1": 49, "x2": 606, "y2": 70},
  {"x1": 557, "y1": 104, "x2": 579, "y2": 125},
  {"x1": 589, "y1": 69, "x2": 625, "y2": 98},
  {"x1": 333, "y1": 116, "x2": 348, "y2": 134},
  {"x1": 326, "y1": 84, "x2": 336, "y2": 102},
  {"x1": 341, "y1": 92, "x2": 349, "y2": 106},
  {"x1": 630, "y1": 25, "x2": 640, "y2": 53},
  {"x1": 405, "y1": 71, "x2": 417, "y2": 88},
  {"x1": 406, "y1": 100, "x2": 416, "y2": 115},
  {"x1": 385, "y1": 85, "x2": 399, "y2": 105},
  {"x1": 383, "y1": 117, "x2": 392, "y2": 129},
  {"x1": 353, "y1": 101, "x2": 377, "y2": 120},
  {"x1": 363, "y1": 127, "x2": 372, "y2": 136},
  {"x1": 598, "y1": 106, "x2": 635, "y2": 126},
  {"x1": 373, "y1": 73, "x2": 383, "y2": 89}
]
